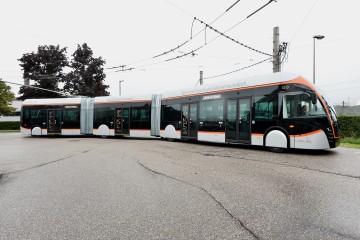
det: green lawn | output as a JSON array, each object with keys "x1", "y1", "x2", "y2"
[
  {"x1": 0, "y1": 130, "x2": 20, "y2": 132},
  {"x1": 340, "y1": 137, "x2": 360, "y2": 149}
]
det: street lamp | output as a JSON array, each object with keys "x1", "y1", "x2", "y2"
[
  {"x1": 313, "y1": 35, "x2": 325, "y2": 84},
  {"x1": 119, "y1": 80, "x2": 124, "y2": 96}
]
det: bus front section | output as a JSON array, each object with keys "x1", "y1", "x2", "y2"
[{"x1": 280, "y1": 82, "x2": 340, "y2": 150}]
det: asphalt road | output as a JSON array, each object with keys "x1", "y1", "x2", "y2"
[{"x1": 0, "y1": 133, "x2": 359, "y2": 239}]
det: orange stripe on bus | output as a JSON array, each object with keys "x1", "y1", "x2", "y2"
[
  {"x1": 22, "y1": 103, "x2": 80, "y2": 106},
  {"x1": 290, "y1": 129, "x2": 323, "y2": 138},
  {"x1": 198, "y1": 131, "x2": 225, "y2": 134},
  {"x1": 251, "y1": 133, "x2": 264, "y2": 137},
  {"x1": 94, "y1": 100, "x2": 151, "y2": 104}
]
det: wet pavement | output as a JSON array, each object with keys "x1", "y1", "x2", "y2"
[{"x1": 0, "y1": 133, "x2": 359, "y2": 239}]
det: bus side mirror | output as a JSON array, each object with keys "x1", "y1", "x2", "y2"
[{"x1": 311, "y1": 92, "x2": 317, "y2": 105}]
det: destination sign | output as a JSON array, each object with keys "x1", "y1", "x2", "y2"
[
  {"x1": 64, "y1": 105, "x2": 78, "y2": 109},
  {"x1": 202, "y1": 94, "x2": 221, "y2": 101}
]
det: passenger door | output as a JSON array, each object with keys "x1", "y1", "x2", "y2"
[
  {"x1": 225, "y1": 98, "x2": 251, "y2": 143},
  {"x1": 181, "y1": 103, "x2": 198, "y2": 139},
  {"x1": 47, "y1": 109, "x2": 62, "y2": 134},
  {"x1": 115, "y1": 108, "x2": 129, "y2": 135}
]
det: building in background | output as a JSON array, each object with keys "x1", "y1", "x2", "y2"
[{"x1": 0, "y1": 101, "x2": 22, "y2": 122}]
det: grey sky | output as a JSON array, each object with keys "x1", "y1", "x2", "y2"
[{"x1": 1, "y1": 0, "x2": 359, "y2": 105}]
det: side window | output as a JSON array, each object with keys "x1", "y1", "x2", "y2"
[
  {"x1": 30, "y1": 109, "x2": 46, "y2": 123},
  {"x1": 161, "y1": 104, "x2": 181, "y2": 122},
  {"x1": 254, "y1": 95, "x2": 278, "y2": 120},
  {"x1": 94, "y1": 108, "x2": 114, "y2": 122},
  {"x1": 283, "y1": 92, "x2": 326, "y2": 119},
  {"x1": 22, "y1": 109, "x2": 30, "y2": 122},
  {"x1": 131, "y1": 108, "x2": 150, "y2": 121},
  {"x1": 130, "y1": 107, "x2": 151, "y2": 129},
  {"x1": 63, "y1": 109, "x2": 80, "y2": 123},
  {"x1": 199, "y1": 100, "x2": 224, "y2": 122}
]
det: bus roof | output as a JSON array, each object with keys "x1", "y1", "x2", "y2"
[
  {"x1": 94, "y1": 94, "x2": 153, "y2": 104},
  {"x1": 22, "y1": 97, "x2": 84, "y2": 106},
  {"x1": 162, "y1": 72, "x2": 304, "y2": 99}
]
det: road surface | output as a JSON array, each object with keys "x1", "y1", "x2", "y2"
[{"x1": 0, "y1": 133, "x2": 359, "y2": 239}]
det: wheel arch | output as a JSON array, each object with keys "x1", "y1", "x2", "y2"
[{"x1": 263, "y1": 126, "x2": 290, "y2": 149}]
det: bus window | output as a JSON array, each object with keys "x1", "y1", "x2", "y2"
[
  {"x1": 23, "y1": 109, "x2": 30, "y2": 122},
  {"x1": 254, "y1": 95, "x2": 278, "y2": 120},
  {"x1": 130, "y1": 107, "x2": 151, "y2": 129},
  {"x1": 161, "y1": 104, "x2": 181, "y2": 122},
  {"x1": 30, "y1": 109, "x2": 46, "y2": 123},
  {"x1": 199, "y1": 99, "x2": 224, "y2": 122},
  {"x1": 283, "y1": 93, "x2": 326, "y2": 119},
  {"x1": 94, "y1": 108, "x2": 114, "y2": 123},
  {"x1": 63, "y1": 109, "x2": 80, "y2": 128}
]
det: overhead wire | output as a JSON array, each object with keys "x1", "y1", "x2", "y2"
[
  {"x1": 107, "y1": 0, "x2": 244, "y2": 70},
  {"x1": 106, "y1": 0, "x2": 277, "y2": 79},
  {"x1": 290, "y1": 0, "x2": 318, "y2": 42},
  {"x1": 194, "y1": 17, "x2": 272, "y2": 57},
  {"x1": 203, "y1": 57, "x2": 272, "y2": 80},
  {"x1": 0, "y1": 79, "x2": 72, "y2": 97}
]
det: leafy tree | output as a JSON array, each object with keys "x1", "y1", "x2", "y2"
[
  {"x1": 0, "y1": 81, "x2": 16, "y2": 116},
  {"x1": 63, "y1": 43, "x2": 109, "y2": 97},
  {"x1": 18, "y1": 45, "x2": 68, "y2": 100}
]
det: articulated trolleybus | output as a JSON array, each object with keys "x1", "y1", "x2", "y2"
[{"x1": 21, "y1": 72, "x2": 340, "y2": 152}]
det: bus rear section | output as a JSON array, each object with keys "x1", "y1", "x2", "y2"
[{"x1": 21, "y1": 98, "x2": 93, "y2": 136}]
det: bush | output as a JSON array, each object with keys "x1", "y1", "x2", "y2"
[
  {"x1": 338, "y1": 115, "x2": 360, "y2": 138},
  {"x1": 0, "y1": 121, "x2": 20, "y2": 130}
]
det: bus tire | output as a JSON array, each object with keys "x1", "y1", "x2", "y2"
[
  {"x1": 265, "y1": 129, "x2": 288, "y2": 153},
  {"x1": 31, "y1": 127, "x2": 42, "y2": 136},
  {"x1": 267, "y1": 147, "x2": 286, "y2": 153}
]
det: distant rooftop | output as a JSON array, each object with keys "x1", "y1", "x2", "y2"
[{"x1": 334, "y1": 105, "x2": 360, "y2": 115}]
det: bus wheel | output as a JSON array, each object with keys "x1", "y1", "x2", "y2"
[
  {"x1": 267, "y1": 147, "x2": 286, "y2": 153},
  {"x1": 31, "y1": 127, "x2": 42, "y2": 136},
  {"x1": 265, "y1": 130, "x2": 288, "y2": 153}
]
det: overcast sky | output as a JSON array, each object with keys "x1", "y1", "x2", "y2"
[{"x1": 1, "y1": 0, "x2": 360, "y2": 105}]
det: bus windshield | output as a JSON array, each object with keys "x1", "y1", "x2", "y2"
[
  {"x1": 315, "y1": 86, "x2": 338, "y2": 122},
  {"x1": 282, "y1": 92, "x2": 327, "y2": 119}
]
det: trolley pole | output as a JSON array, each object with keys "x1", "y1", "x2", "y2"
[
  {"x1": 273, "y1": 26, "x2": 280, "y2": 73},
  {"x1": 199, "y1": 71, "x2": 203, "y2": 85}
]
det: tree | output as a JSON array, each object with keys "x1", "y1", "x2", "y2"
[
  {"x1": 18, "y1": 45, "x2": 68, "y2": 100},
  {"x1": 63, "y1": 43, "x2": 109, "y2": 97},
  {"x1": 0, "y1": 81, "x2": 16, "y2": 116}
]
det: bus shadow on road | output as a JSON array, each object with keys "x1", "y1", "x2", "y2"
[{"x1": 177, "y1": 139, "x2": 336, "y2": 156}]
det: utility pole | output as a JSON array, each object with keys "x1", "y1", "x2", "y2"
[
  {"x1": 119, "y1": 80, "x2": 124, "y2": 96},
  {"x1": 273, "y1": 26, "x2": 280, "y2": 73},
  {"x1": 199, "y1": 71, "x2": 203, "y2": 85}
]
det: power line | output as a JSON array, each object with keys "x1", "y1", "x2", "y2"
[
  {"x1": 290, "y1": 0, "x2": 318, "y2": 42},
  {"x1": 194, "y1": 17, "x2": 272, "y2": 57},
  {"x1": 153, "y1": 40, "x2": 189, "y2": 59},
  {"x1": 107, "y1": 0, "x2": 244, "y2": 70},
  {"x1": 203, "y1": 57, "x2": 272, "y2": 80},
  {"x1": 0, "y1": 79, "x2": 72, "y2": 97},
  {"x1": 247, "y1": 0, "x2": 276, "y2": 19},
  {"x1": 165, "y1": 46, "x2": 204, "y2": 62}
]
